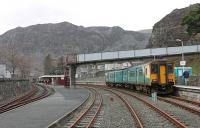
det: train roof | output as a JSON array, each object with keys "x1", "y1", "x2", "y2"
[
  {"x1": 105, "y1": 59, "x2": 174, "y2": 73},
  {"x1": 135, "y1": 59, "x2": 173, "y2": 65},
  {"x1": 127, "y1": 59, "x2": 173, "y2": 69}
]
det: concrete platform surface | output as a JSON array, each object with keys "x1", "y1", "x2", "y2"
[
  {"x1": 175, "y1": 85, "x2": 200, "y2": 90},
  {"x1": 0, "y1": 86, "x2": 89, "y2": 128}
]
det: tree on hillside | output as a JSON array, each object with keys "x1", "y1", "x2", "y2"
[
  {"x1": 57, "y1": 56, "x2": 65, "y2": 74},
  {"x1": 18, "y1": 55, "x2": 31, "y2": 78},
  {"x1": 44, "y1": 54, "x2": 54, "y2": 75},
  {"x1": 1, "y1": 41, "x2": 22, "y2": 77},
  {"x1": 0, "y1": 42, "x2": 32, "y2": 78},
  {"x1": 181, "y1": 4, "x2": 200, "y2": 36}
]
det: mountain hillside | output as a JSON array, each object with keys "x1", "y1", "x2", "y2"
[{"x1": 0, "y1": 22, "x2": 151, "y2": 74}]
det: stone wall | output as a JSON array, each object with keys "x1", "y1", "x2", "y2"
[
  {"x1": 176, "y1": 76, "x2": 200, "y2": 86},
  {"x1": 0, "y1": 80, "x2": 32, "y2": 105},
  {"x1": 188, "y1": 76, "x2": 200, "y2": 86},
  {"x1": 175, "y1": 76, "x2": 200, "y2": 101}
]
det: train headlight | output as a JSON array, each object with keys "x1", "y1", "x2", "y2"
[{"x1": 152, "y1": 79, "x2": 157, "y2": 82}]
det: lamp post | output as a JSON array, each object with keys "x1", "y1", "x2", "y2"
[
  {"x1": 176, "y1": 39, "x2": 186, "y2": 84},
  {"x1": 176, "y1": 39, "x2": 184, "y2": 61}
]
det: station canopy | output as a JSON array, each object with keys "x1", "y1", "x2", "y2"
[{"x1": 39, "y1": 75, "x2": 64, "y2": 79}]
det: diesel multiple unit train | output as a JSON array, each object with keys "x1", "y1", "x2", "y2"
[{"x1": 105, "y1": 60, "x2": 175, "y2": 95}]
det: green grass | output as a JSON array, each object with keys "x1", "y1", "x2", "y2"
[{"x1": 168, "y1": 54, "x2": 200, "y2": 76}]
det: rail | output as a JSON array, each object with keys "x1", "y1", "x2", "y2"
[
  {"x1": 112, "y1": 88, "x2": 187, "y2": 128},
  {"x1": 0, "y1": 84, "x2": 54, "y2": 114},
  {"x1": 102, "y1": 87, "x2": 144, "y2": 128}
]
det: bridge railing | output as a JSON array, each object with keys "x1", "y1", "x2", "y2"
[{"x1": 77, "y1": 45, "x2": 200, "y2": 63}]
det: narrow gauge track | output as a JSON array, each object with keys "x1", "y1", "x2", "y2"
[
  {"x1": 0, "y1": 84, "x2": 53, "y2": 114},
  {"x1": 48, "y1": 87, "x2": 103, "y2": 128},
  {"x1": 0, "y1": 86, "x2": 38, "y2": 112},
  {"x1": 69, "y1": 87, "x2": 102, "y2": 128}
]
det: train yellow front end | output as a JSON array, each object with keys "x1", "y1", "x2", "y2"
[{"x1": 150, "y1": 60, "x2": 175, "y2": 94}]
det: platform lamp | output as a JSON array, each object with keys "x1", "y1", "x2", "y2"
[{"x1": 176, "y1": 39, "x2": 184, "y2": 63}]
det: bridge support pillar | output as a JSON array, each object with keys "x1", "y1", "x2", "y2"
[
  {"x1": 51, "y1": 78, "x2": 54, "y2": 85},
  {"x1": 69, "y1": 64, "x2": 77, "y2": 88}
]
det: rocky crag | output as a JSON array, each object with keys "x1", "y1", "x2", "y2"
[{"x1": 149, "y1": 3, "x2": 200, "y2": 48}]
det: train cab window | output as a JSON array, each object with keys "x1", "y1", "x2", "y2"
[
  {"x1": 151, "y1": 64, "x2": 158, "y2": 73},
  {"x1": 167, "y1": 64, "x2": 173, "y2": 73},
  {"x1": 145, "y1": 68, "x2": 147, "y2": 75}
]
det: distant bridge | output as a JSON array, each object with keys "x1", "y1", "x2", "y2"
[{"x1": 75, "y1": 45, "x2": 200, "y2": 64}]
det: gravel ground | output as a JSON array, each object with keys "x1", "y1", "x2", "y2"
[
  {"x1": 97, "y1": 88, "x2": 136, "y2": 128},
  {"x1": 165, "y1": 97, "x2": 200, "y2": 111},
  {"x1": 119, "y1": 92, "x2": 175, "y2": 128},
  {"x1": 134, "y1": 92, "x2": 200, "y2": 128}
]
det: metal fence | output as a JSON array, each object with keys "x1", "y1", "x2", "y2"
[
  {"x1": 77, "y1": 45, "x2": 200, "y2": 63},
  {"x1": 0, "y1": 80, "x2": 32, "y2": 104}
]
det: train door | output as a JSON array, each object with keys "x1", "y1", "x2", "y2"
[{"x1": 159, "y1": 65, "x2": 166, "y2": 84}]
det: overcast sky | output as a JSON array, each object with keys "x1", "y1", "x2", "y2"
[{"x1": 0, "y1": 0, "x2": 199, "y2": 34}]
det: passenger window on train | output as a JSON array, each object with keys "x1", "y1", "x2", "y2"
[
  {"x1": 139, "y1": 69, "x2": 143, "y2": 75},
  {"x1": 129, "y1": 71, "x2": 135, "y2": 77},
  {"x1": 151, "y1": 64, "x2": 158, "y2": 73},
  {"x1": 167, "y1": 64, "x2": 173, "y2": 73}
]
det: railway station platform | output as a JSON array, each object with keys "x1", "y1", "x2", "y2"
[
  {"x1": 0, "y1": 85, "x2": 89, "y2": 128},
  {"x1": 174, "y1": 85, "x2": 200, "y2": 101},
  {"x1": 175, "y1": 85, "x2": 200, "y2": 90}
]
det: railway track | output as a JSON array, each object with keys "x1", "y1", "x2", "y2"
[
  {"x1": 112, "y1": 88, "x2": 187, "y2": 128},
  {"x1": 111, "y1": 86, "x2": 200, "y2": 116},
  {"x1": 48, "y1": 87, "x2": 103, "y2": 128},
  {"x1": 170, "y1": 96, "x2": 200, "y2": 106},
  {"x1": 49, "y1": 86, "x2": 143, "y2": 128},
  {"x1": 158, "y1": 96, "x2": 200, "y2": 115},
  {"x1": 101, "y1": 87, "x2": 144, "y2": 128},
  {"x1": 77, "y1": 83, "x2": 200, "y2": 127},
  {"x1": 81, "y1": 84, "x2": 189, "y2": 128},
  {"x1": 0, "y1": 84, "x2": 53, "y2": 114},
  {"x1": 112, "y1": 87, "x2": 200, "y2": 128}
]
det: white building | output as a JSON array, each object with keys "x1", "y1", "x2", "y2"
[
  {"x1": 0, "y1": 64, "x2": 11, "y2": 78},
  {"x1": 105, "y1": 63, "x2": 122, "y2": 70}
]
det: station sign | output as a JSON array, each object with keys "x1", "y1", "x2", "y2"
[{"x1": 180, "y1": 61, "x2": 186, "y2": 66}]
